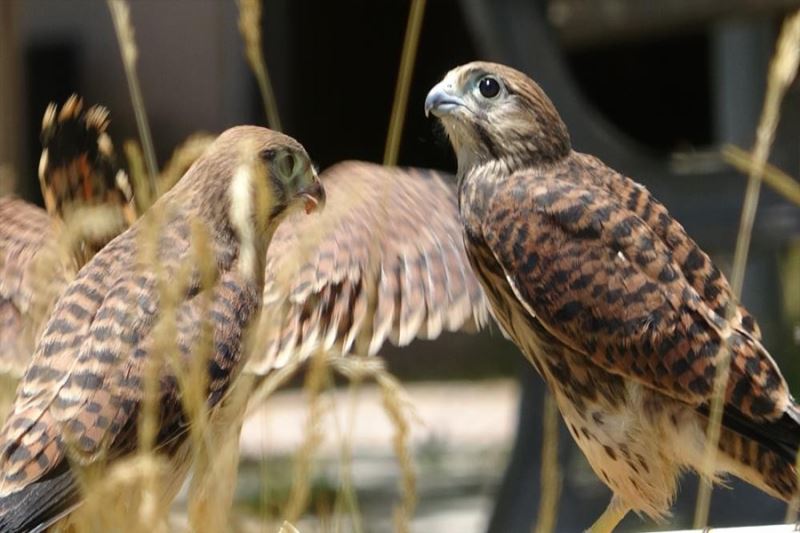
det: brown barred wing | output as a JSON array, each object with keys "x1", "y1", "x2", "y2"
[
  {"x1": 572, "y1": 152, "x2": 762, "y2": 340},
  {"x1": 479, "y1": 170, "x2": 790, "y2": 422},
  {"x1": 248, "y1": 161, "x2": 490, "y2": 374},
  {"x1": 0, "y1": 218, "x2": 258, "y2": 508}
]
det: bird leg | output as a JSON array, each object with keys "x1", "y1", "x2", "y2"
[{"x1": 585, "y1": 496, "x2": 629, "y2": 533}]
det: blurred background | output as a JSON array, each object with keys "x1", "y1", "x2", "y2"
[{"x1": 3, "y1": 0, "x2": 800, "y2": 531}]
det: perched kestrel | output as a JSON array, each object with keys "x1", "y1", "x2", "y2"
[
  {"x1": 0, "y1": 126, "x2": 325, "y2": 532},
  {"x1": 0, "y1": 96, "x2": 135, "y2": 376},
  {"x1": 426, "y1": 61, "x2": 800, "y2": 531}
]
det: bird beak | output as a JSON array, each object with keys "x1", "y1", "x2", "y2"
[
  {"x1": 299, "y1": 176, "x2": 326, "y2": 214},
  {"x1": 424, "y1": 81, "x2": 464, "y2": 118}
]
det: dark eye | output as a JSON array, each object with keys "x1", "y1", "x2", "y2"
[
  {"x1": 259, "y1": 148, "x2": 276, "y2": 161},
  {"x1": 478, "y1": 76, "x2": 501, "y2": 98}
]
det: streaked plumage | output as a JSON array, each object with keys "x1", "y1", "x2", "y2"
[
  {"x1": 251, "y1": 160, "x2": 489, "y2": 374},
  {"x1": 0, "y1": 126, "x2": 324, "y2": 532},
  {"x1": 0, "y1": 96, "x2": 135, "y2": 376},
  {"x1": 426, "y1": 61, "x2": 800, "y2": 530}
]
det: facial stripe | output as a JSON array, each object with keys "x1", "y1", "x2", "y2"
[
  {"x1": 229, "y1": 163, "x2": 256, "y2": 279},
  {"x1": 474, "y1": 122, "x2": 500, "y2": 160}
]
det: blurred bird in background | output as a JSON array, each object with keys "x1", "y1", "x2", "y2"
[
  {"x1": 0, "y1": 96, "x2": 135, "y2": 377},
  {"x1": 0, "y1": 126, "x2": 324, "y2": 532},
  {"x1": 426, "y1": 61, "x2": 800, "y2": 532}
]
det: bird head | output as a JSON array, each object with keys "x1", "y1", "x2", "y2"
[
  {"x1": 175, "y1": 126, "x2": 325, "y2": 278},
  {"x1": 425, "y1": 61, "x2": 571, "y2": 174}
]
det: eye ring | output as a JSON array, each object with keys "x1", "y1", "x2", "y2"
[
  {"x1": 478, "y1": 76, "x2": 501, "y2": 99},
  {"x1": 276, "y1": 151, "x2": 298, "y2": 181}
]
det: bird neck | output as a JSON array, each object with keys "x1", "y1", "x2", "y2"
[{"x1": 457, "y1": 152, "x2": 569, "y2": 225}]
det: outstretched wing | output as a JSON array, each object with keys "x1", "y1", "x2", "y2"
[
  {"x1": 248, "y1": 161, "x2": 490, "y2": 374},
  {"x1": 478, "y1": 168, "x2": 789, "y2": 421}
]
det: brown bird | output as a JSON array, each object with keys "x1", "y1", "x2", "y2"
[
  {"x1": 0, "y1": 96, "x2": 135, "y2": 376},
  {"x1": 0, "y1": 126, "x2": 325, "y2": 532},
  {"x1": 426, "y1": 61, "x2": 800, "y2": 531},
  {"x1": 251, "y1": 160, "x2": 489, "y2": 374}
]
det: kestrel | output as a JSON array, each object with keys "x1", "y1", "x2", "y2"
[
  {"x1": 0, "y1": 96, "x2": 135, "y2": 376},
  {"x1": 0, "y1": 126, "x2": 325, "y2": 532},
  {"x1": 426, "y1": 61, "x2": 800, "y2": 531}
]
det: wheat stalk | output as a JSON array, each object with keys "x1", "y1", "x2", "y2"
[
  {"x1": 237, "y1": 0, "x2": 282, "y2": 131},
  {"x1": 693, "y1": 9, "x2": 800, "y2": 528},
  {"x1": 533, "y1": 393, "x2": 561, "y2": 533},
  {"x1": 107, "y1": 0, "x2": 158, "y2": 191},
  {"x1": 722, "y1": 145, "x2": 800, "y2": 207},
  {"x1": 383, "y1": 0, "x2": 427, "y2": 166}
]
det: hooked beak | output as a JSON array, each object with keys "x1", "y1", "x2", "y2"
[
  {"x1": 424, "y1": 81, "x2": 465, "y2": 118},
  {"x1": 299, "y1": 175, "x2": 326, "y2": 214}
]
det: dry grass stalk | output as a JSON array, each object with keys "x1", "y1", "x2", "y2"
[
  {"x1": 124, "y1": 139, "x2": 154, "y2": 213},
  {"x1": 331, "y1": 356, "x2": 419, "y2": 533},
  {"x1": 723, "y1": 144, "x2": 800, "y2": 207},
  {"x1": 62, "y1": 208, "x2": 178, "y2": 532},
  {"x1": 377, "y1": 371, "x2": 416, "y2": 533},
  {"x1": 533, "y1": 393, "x2": 561, "y2": 533},
  {"x1": 278, "y1": 521, "x2": 301, "y2": 533},
  {"x1": 237, "y1": 0, "x2": 283, "y2": 131},
  {"x1": 137, "y1": 206, "x2": 176, "y2": 530},
  {"x1": 107, "y1": 0, "x2": 158, "y2": 191},
  {"x1": 330, "y1": 379, "x2": 365, "y2": 533},
  {"x1": 187, "y1": 373, "x2": 255, "y2": 533},
  {"x1": 183, "y1": 222, "x2": 247, "y2": 533},
  {"x1": 283, "y1": 349, "x2": 329, "y2": 524},
  {"x1": 693, "y1": 9, "x2": 800, "y2": 528},
  {"x1": 246, "y1": 359, "x2": 304, "y2": 416},
  {"x1": 383, "y1": 0, "x2": 427, "y2": 166},
  {"x1": 72, "y1": 454, "x2": 172, "y2": 533}
]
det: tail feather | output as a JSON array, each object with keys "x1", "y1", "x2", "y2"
[
  {"x1": 0, "y1": 460, "x2": 78, "y2": 533},
  {"x1": 718, "y1": 406, "x2": 800, "y2": 464},
  {"x1": 701, "y1": 403, "x2": 800, "y2": 501}
]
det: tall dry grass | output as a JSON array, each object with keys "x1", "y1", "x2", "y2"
[{"x1": 693, "y1": 10, "x2": 800, "y2": 528}]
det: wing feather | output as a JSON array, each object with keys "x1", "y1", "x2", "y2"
[
  {"x1": 0, "y1": 209, "x2": 259, "y2": 498},
  {"x1": 480, "y1": 169, "x2": 789, "y2": 421},
  {"x1": 248, "y1": 161, "x2": 489, "y2": 375}
]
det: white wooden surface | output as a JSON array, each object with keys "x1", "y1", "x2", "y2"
[{"x1": 651, "y1": 525, "x2": 798, "y2": 532}]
